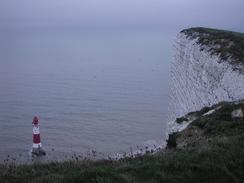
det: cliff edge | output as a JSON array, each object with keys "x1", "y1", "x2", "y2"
[{"x1": 168, "y1": 27, "x2": 244, "y2": 133}]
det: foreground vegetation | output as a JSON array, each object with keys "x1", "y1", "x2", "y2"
[{"x1": 1, "y1": 101, "x2": 244, "y2": 183}]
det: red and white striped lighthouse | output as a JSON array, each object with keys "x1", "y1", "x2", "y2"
[
  {"x1": 32, "y1": 116, "x2": 46, "y2": 156},
  {"x1": 32, "y1": 116, "x2": 42, "y2": 148}
]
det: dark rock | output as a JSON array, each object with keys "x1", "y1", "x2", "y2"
[
  {"x1": 166, "y1": 133, "x2": 177, "y2": 149},
  {"x1": 176, "y1": 117, "x2": 188, "y2": 124},
  {"x1": 32, "y1": 147, "x2": 46, "y2": 157}
]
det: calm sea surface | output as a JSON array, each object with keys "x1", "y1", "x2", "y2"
[{"x1": 0, "y1": 29, "x2": 173, "y2": 162}]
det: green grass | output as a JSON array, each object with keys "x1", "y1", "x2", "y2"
[
  {"x1": 1, "y1": 135, "x2": 244, "y2": 183},
  {"x1": 181, "y1": 27, "x2": 244, "y2": 69},
  {"x1": 1, "y1": 100, "x2": 244, "y2": 183}
]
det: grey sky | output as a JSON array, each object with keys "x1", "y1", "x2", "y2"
[{"x1": 0, "y1": 0, "x2": 244, "y2": 32}]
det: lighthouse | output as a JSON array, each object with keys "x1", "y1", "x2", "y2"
[{"x1": 31, "y1": 116, "x2": 46, "y2": 156}]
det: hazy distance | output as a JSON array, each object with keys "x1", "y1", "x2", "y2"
[{"x1": 0, "y1": 0, "x2": 243, "y2": 32}]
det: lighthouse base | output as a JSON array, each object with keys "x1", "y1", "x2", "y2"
[{"x1": 31, "y1": 147, "x2": 46, "y2": 157}]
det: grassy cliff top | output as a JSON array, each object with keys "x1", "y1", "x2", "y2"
[
  {"x1": 181, "y1": 27, "x2": 244, "y2": 69},
  {"x1": 1, "y1": 100, "x2": 244, "y2": 183}
]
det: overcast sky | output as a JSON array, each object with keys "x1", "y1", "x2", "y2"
[{"x1": 0, "y1": 0, "x2": 244, "y2": 32}]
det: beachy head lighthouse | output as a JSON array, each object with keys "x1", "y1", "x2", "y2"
[{"x1": 31, "y1": 116, "x2": 46, "y2": 156}]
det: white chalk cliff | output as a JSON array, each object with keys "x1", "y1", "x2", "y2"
[{"x1": 168, "y1": 28, "x2": 244, "y2": 133}]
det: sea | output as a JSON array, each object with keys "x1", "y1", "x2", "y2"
[{"x1": 0, "y1": 28, "x2": 173, "y2": 163}]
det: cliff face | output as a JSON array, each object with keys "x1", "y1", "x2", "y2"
[{"x1": 168, "y1": 28, "x2": 244, "y2": 132}]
